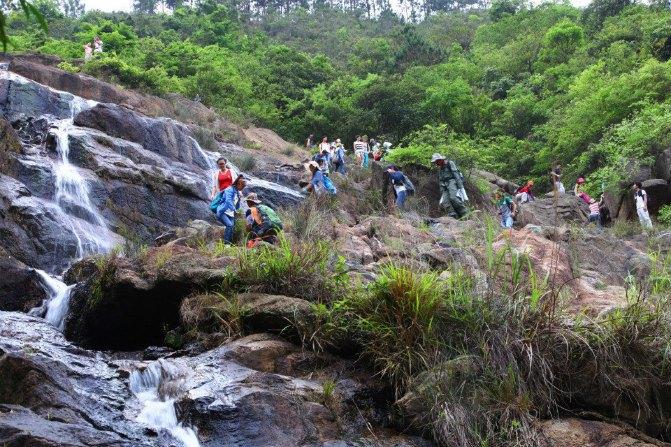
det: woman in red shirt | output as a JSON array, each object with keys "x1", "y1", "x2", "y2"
[{"x1": 212, "y1": 157, "x2": 233, "y2": 198}]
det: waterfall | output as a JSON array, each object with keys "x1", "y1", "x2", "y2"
[
  {"x1": 129, "y1": 361, "x2": 200, "y2": 447},
  {"x1": 32, "y1": 269, "x2": 74, "y2": 331},
  {"x1": 32, "y1": 96, "x2": 114, "y2": 330}
]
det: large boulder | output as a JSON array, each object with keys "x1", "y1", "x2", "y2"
[
  {"x1": 64, "y1": 244, "x2": 234, "y2": 350},
  {"x1": 0, "y1": 247, "x2": 46, "y2": 312},
  {"x1": 0, "y1": 70, "x2": 80, "y2": 121},
  {"x1": 514, "y1": 195, "x2": 588, "y2": 228},
  {"x1": 74, "y1": 103, "x2": 211, "y2": 169}
]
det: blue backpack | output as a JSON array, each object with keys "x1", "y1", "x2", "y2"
[
  {"x1": 323, "y1": 175, "x2": 337, "y2": 195},
  {"x1": 210, "y1": 191, "x2": 224, "y2": 213}
]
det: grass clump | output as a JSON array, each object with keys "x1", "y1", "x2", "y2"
[
  {"x1": 180, "y1": 292, "x2": 247, "y2": 342},
  {"x1": 231, "y1": 153, "x2": 257, "y2": 171},
  {"x1": 233, "y1": 235, "x2": 347, "y2": 303}
]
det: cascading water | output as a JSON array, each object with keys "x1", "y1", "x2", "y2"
[
  {"x1": 31, "y1": 94, "x2": 114, "y2": 330},
  {"x1": 129, "y1": 360, "x2": 200, "y2": 447}
]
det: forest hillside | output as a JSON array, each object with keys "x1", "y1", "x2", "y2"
[{"x1": 7, "y1": 0, "x2": 671, "y2": 203}]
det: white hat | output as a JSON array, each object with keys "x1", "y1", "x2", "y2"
[
  {"x1": 431, "y1": 153, "x2": 446, "y2": 163},
  {"x1": 336, "y1": 138, "x2": 341, "y2": 143}
]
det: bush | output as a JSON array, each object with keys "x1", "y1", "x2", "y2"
[
  {"x1": 658, "y1": 204, "x2": 671, "y2": 226},
  {"x1": 180, "y1": 292, "x2": 247, "y2": 341}
]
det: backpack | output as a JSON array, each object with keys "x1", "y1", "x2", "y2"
[
  {"x1": 209, "y1": 191, "x2": 224, "y2": 213},
  {"x1": 402, "y1": 175, "x2": 415, "y2": 196},
  {"x1": 448, "y1": 160, "x2": 465, "y2": 184},
  {"x1": 323, "y1": 175, "x2": 337, "y2": 195},
  {"x1": 258, "y1": 204, "x2": 283, "y2": 230}
]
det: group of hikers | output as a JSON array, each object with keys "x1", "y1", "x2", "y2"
[
  {"x1": 209, "y1": 142, "x2": 656, "y2": 247},
  {"x1": 494, "y1": 163, "x2": 654, "y2": 231},
  {"x1": 306, "y1": 134, "x2": 392, "y2": 171},
  {"x1": 83, "y1": 36, "x2": 103, "y2": 61}
]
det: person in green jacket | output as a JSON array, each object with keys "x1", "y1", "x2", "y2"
[{"x1": 431, "y1": 153, "x2": 468, "y2": 219}]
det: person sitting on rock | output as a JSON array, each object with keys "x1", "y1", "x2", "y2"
[
  {"x1": 217, "y1": 174, "x2": 246, "y2": 244},
  {"x1": 432, "y1": 153, "x2": 468, "y2": 219},
  {"x1": 515, "y1": 180, "x2": 535, "y2": 203},
  {"x1": 633, "y1": 182, "x2": 653, "y2": 230},
  {"x1": 574, "y1": 177, "x2": 592, "y2": 204},
  {"x1": 244, "y1": 193, "x2": 283, "y2": 247},
  {"x1": 495, "y1": 190, "x2": 516, "y2": 229},
  {"x1": 386, "y1": 165, "x2": 411, "y2": 210},
  {"x1": 305, "y1": 161, "x2": 325, "y2": 195},
  {"x1": 212, "y1": 157, "x2": 233, "y2": 199},
  {"x1": 587, "y1": 195, "x2": 604, "y2": 226}
]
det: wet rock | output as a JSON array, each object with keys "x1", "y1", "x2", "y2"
[
  {"x1": 0, "y1": 312, "x2": 153, "y2": 446},
  {"x1": 0, "y1": 174, "x2": 83, "y2": 272},
  {"x1": 74, "y1": 103, "x2": 211, "y2": 169},
  {"x1": 0, "y1": 246, "x2": 46, "y2": 312},
  {"x1": 0, "y1": 72, "x2": 78, "y2": 120}
]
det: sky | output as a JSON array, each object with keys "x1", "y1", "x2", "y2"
[{"x1": 81, "y1": 0, "x2": 591, "y2": 13}]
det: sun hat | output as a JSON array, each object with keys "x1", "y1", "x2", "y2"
[
  {"x1": 431, "y1": 153, "x2": 446, "y2": 163},
  {"x1": 244, "y1": 192, "x2": 262, "y2": 204},
  {"x1": 336, "y1": 138, "x2": 341, "y2": 143},
  {"x1": 306, "y1": 160, "x2": 319, "y2": 170}
]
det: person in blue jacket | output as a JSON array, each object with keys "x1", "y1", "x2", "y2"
[
  {"x1": 386, "y1": 165, "x2": 409, "y2": 209},
  {"x1": 217, "y1": 174, "x2": 247, "y2": 244}
]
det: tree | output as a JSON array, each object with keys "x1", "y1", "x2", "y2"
[
  {"x1": 133, "y1": 0, "x2": 159, "y2": 13},
  {"x1": 582, "y1": 0, "x2": 632, "y2": 33},
  {"x1": 60, "y1": 0, "x2": 83, "y2": 17},
  {"x1": 0, "y1": 1, "x2": 47, "y2": 50}
]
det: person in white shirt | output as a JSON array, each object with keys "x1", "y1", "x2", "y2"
[
  {"x1": 353, "y1": 136, "x2": 366, "y2": 165},
  {"x1": 319, "y1": 136, "x2": 330, "y2": 155},
  {"x1": 633, "y1": 182, "x2": 653, "y2": 230}
]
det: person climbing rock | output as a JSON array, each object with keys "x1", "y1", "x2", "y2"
[
  {"x1": 306, "y1": 134, "x2": 315, "y2": 149},
  {"x1": 587, "y1": 195, "x2": 604, "y2": 226},
  {"x1": 244, "y1": 193, "x2": 283, "y2": 246},
  {"x1": 633, "y1": 182, "x2": 653, "y2": 230},
  {"x1": 574, "y1": 177, "x2": 592, "y2": 204},
  {"x1": 432, "y1": 153, "x2": 468, "y2": 219},
  {"x1": 334, "y1": 139, "x2": 346, "y2": 174},
  {"x1": 319, "y1": 136, "x2": 330, "y2": 155},
  {"x1": 216, "y1": 174, "x2": 246, "y2": 244},
  {"x1": 515, "y1": 180, "x2": 535, "y2": 203},
  {"x1": 212, "y1": 157, "x2": 233, "y2": 198},
  {"x1": 495, "y1": 190, "x2": 516, "y2": 229},
  {"x1": 386, "y1": 165, "x2": 412, "y2": 210},
  {"x1": 353, "y1": 136, "x2": 366, "y2": 166}
]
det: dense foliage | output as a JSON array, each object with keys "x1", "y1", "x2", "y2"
[{"x1": 9, "y1": 0, "x2": 671, "y2": 191}]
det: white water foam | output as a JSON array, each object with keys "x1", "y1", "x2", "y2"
[
  {"x1": 129, "y1": 361, "x2": 200, "y2": 447},
  {"x1": 33, "y1": 269, "x2": 74, "y2": 331}
]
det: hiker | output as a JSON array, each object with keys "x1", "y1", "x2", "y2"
[
  {"x1": 305, "y1": 161, "x2": 336, "y2": 195},
  {"x1": 361, "y1": 136, "x2": 370, "y2": 168},
  {"x1": 587, "y1": 195, "x2": 604, "y2": 226},
  {"x1": 386, "y1": 165, "x2": 413, "y2": 210},
  {"x1": 551, "y1": 164, "x2": 565, "y2": 194},
  {"x1": 306, "y1": 134, "x2": 315, "y2": 149},
  {"x1": 353, "y1": 136, "x2": 366, "y2": 166},
  {"x1": 318, "y1": 152, "x2": 331, "y2": 175},
  {"x1": 633, "y1": 182, "x2": 653, "y2": 229},
  {"x1": 432, "y1": 153, "x2": 468, "y2": 219},
  {"x1": 372, "y1": 142, "x2": 383, "y2": 161},
  {"x1": 83, "y1": 43, "x2": 93, "y2": 61},
  {"x1": 495, "y1": 190, "x2": 516, "y2": 229},
  {"x1": 244, "y1": 193, "x2": 283, "y2": 246},
  {"x1": 515, "y1": 180, "x2": 535, "y2": 203},
  {"x1": 216, "y1": 174, "x2": 246, "y2": 244},
  {"x1": 93, "y1": 36, "x2": 103, "y2": 54},
  {"x1": 334, "y1": 139, "x2": 346, "y2": 174},
  {"x1": 319, "y1": 136, "x2": 330, "y2": 155},
  {"x1": 574, "y1": 177, "x2": 592, "y2": 204},
  {"x1": 211, "y1": 157, "x2": 233, "y2": 198}
]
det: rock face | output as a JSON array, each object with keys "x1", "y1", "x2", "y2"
[
  {"x1": 0, "y1": 311, "x2": 431, "y2": 447},
  {"x1": 539, "y1": 418, "x2": 658, "y2": 447},
  {"x1": 0, "y1": 247, "x2": 46, "y2": 312},
  {"x1": 0, "y1": 68, "x2": 302, "y2": 270},
  {"x1": 514, "y1": 195, "x2": 589, "y2": 228},
  {"x1": 64, "y1": 244, "x2": 234, "y2": 350}
]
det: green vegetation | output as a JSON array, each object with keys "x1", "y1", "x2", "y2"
[{"x1": 9, "y1": 0, "x2": 671, "y2": 192}]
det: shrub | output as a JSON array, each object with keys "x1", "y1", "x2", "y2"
[
  {"x1": 658, "y1": 204, "x2": 671, "y2": 226},
  {"x1": 180, "y1": 292, "x2": 247, "y2": 341},
  {"x1": 230, "y1": 153, "x2": 257, "y2": 172}
]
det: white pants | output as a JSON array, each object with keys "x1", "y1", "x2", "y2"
[
  {"x1": 637, "y1": 207, "x2": 653, "y2": 229},
  {"x1": 555, "y1": 182, "x2": 565, "y2": 194},
  {"x1": 515, "y1": 192, "x2": 529, "y2": 203}
]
